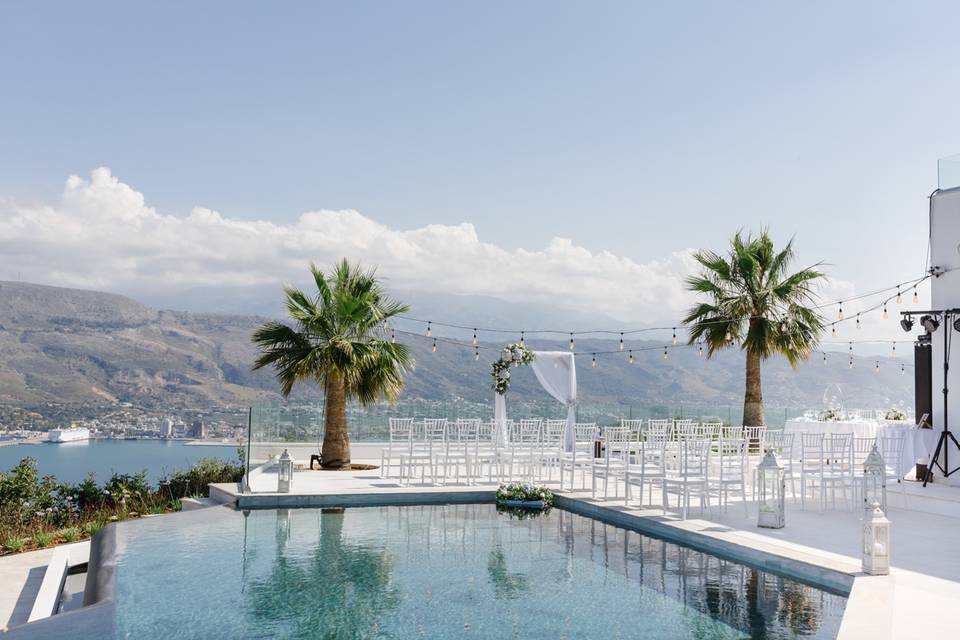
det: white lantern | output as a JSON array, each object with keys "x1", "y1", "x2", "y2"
[
  {"x1": 862, "y1": 501, "x2": 891, "y2": 575},
  {"x1": 862, "y1": 444, "x2": 887, "y2": 513},
  {"x1": 757, "y1": 450, "x2": 785, "y2": 529},
  {"x1": 278, "y1": 449, "x2": 294, "y2": 493}
]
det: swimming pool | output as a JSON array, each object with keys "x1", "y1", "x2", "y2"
[{"x1": 79, "y1": 503, "x2": 846, "y2": 639}]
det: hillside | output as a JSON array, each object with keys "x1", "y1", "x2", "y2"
[{"x1": 0, "y1": 281, "x2": 914, "y2": 422}]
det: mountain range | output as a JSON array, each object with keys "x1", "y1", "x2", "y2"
[{"x1": 0, "y1": 281, "x2": 914, "y2": 425}]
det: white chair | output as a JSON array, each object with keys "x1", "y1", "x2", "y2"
[
  {"x1": 441, "y1": 418, "x2": 480, "y2": 484},
  {"x1": 850, "y1": 437, "x2": 875, "y2": 509},
  {"x1": 400, "y1": 418, "x2": 446, "y2": 485},
  {"x1": 700, "y1": 422, "x2": 723, "y2": 438},
  {"x1": 711, "y1": 437, "x2": 748, "y2": 516},
  {"x1": 761, "y1": 430, "x2": 797, "y2": 500},
  {"x1": 673, "y1": 419, "x2": 697, "y2": 440},
  {"x1": 646, "y1": 419, "x2": 671, "y2": 439},
  {"x1": 501, "y1": 419, "x2": 541, "y2": 481},
  {"x1": 380, "y1": 417, "x2": 415, "y2": 478},
  {"x1": 540, "y1": 419, "x2": 566, "y2": 480},
  {"x1": 878, "y1": 434, "x2": 906, "y2": 510},
  {"x1": 558, "y1": 423, "x2": 598, "y2": 490},
  {"x1": 625, "y1": 429, "x2": 668, "y2": 507},
  {"x1": 662, "y1": 438, "x2": 712, "y2": 519},
  {"x1": 591, "y1": 426, "x2": 631, "y2": 500},
  {"x1": 799, "y1": 432, "x2": 823, "y2": 511},
  {"x1": 743, "y1": 426, "x2": 767, "y2": 457},
  {"x1": 824, "y1": 433, "x2": 853, "y2": 510}
]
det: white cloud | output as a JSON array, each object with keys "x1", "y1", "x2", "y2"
[{"x1": 0, "y1": 167, "x2": 918, "y2": 340}]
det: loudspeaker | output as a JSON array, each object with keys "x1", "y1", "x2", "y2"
[{"x1": 915, "y1": 337, "x2": 933, "y2": 426}]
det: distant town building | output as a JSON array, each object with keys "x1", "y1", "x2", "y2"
[
  {"x1": 160, "y1": 418, "x2": 174, "y2": 438},
  {"x1": 191, "y1": 417, "x2": 206, "y2": 439}
]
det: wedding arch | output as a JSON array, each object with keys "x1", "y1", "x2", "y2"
[{"x1": 491, "y1": 343, "x2": 578, "y2": 452}]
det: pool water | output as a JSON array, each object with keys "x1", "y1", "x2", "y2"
[{"x1": 113, "y1": 504, "x2": 846, "y2": 639}]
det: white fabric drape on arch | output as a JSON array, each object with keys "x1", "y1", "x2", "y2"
[{"x1": 493, "y1": 351, "x2": 578, "y2": 452}]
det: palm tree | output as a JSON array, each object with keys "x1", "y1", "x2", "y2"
[
  {"x1": 682, "y1": 230, "x2": 825, "y2": 427},
  {"x1": 252, "y1": 260, "x2": 412, "y2": 468}
]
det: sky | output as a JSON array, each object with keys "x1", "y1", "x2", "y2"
[{"x1": 0, "y1": 1, "x2": 957, "y2": 350}]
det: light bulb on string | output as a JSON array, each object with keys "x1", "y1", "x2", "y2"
[
  {"x1": 883, "y1": 305, "x2": 888, "y2": 320},
  {"x1": 855, "y1": 314, "x2": 861, "y2": 330},
  {"x1": 628, "y1": 350, "x2": 634, "y2": 364},
  {"x1": 848, "y1": 357, "x2": 854, "y2": 369},
  {"x1": 431, "y1": 338, "x2": 437, "y2": 353},
  {"x1": 569, "y1": 333, "x2": 574, "y2": 351},
  {"x1": 519, "y1": 331, "x2": 525, "y2": 347},
  {"x1": 913, "y1": 286, "x2": 919, "y2": 304},
  {"x1": 875, "y1": 361, "x2": 880, "y2": 373},
  {"x1": 591, "y1": 353, "x2": 597, "y2": 368},
  {"x1": 831, "y1": 324, "x2": 836, "y2": 337},
  {"x1": 474, "y1": 347, "x2": 479, "y2": 361},
  {"x1": 892, "y1": 342, "x2": 896, "y2": 355},
  {"x1": 896, "y1": 287, "x2": 902, "y2": 304},
  {"x1": 472, "y1": 329, "x2": 477, "y2": 346},
  {"x1": 619, "y1": 333, "x2": 624, "y2": 351},
  {"x1": 822, "y1": 353, "x2": 827, "y2": 365},
  {"x1": 672, "y1": 328, "x2": 677, "y2": 346},
  {"x1": 391, "y1": 329, "x2": 395, "y2": 343},
  {"x1": 663, "y1": 347, "x2": 668, "y2": 360},
  {"x1": 426, "y1": 321, "x2": 432, "y2": 337},
  {"x1": 848, "y1": 341, "x2": 853, "y2": 355},
  {"x1": 698, "y1": 342, "x2": 703, "y2": 357},
  {"x1": 901, "y1": 363, "x2": 905, "y2": 375},
  {"x1": 838, "y1": 302, "x2": 843, "y2": 320}
]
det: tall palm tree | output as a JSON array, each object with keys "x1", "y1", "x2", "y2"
[
  {"x1": 682, "y1": 230, "x2": 825, "y2": 427},
  {"x1": 252, "y1": 260, "x2": 412, "y2": 468}
]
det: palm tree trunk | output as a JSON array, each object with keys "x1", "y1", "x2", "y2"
[
  {"x1": 321, "y1": 374, "x2": 351, "y2": 468},
  {"x1": 743, "y1": 349, "x2": 765, "y2": 427}
]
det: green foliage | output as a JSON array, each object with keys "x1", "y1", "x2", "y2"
[
  {"x1": 495, "y1": 482, "x2": 553, "y2": 505},
  {"x1": 252, "y1": 259, "x2": 414, "y2": 403},
  {"x1": 32, "y1": 530, "x2": 55, "y2": 548},
  {"x1": 682, "y1": 229, "x2": 826, "y2": 363},
  {"x1": 0, "y1": 456, "x2": 238, "y2": 556},
  {"x1": 160, "y1": 457, "x2": 244, "y2": 500}
]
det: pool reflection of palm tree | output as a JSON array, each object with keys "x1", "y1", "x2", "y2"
[
  {"x1": 487, "y1": 546, "x2": 529, "y2": 600},
  {"x1": 246, "y1": 509, "x2": 399, "y2": 639}
]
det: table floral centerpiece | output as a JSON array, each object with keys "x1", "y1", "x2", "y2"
[
  {"x1": 884, "y1": 407, "x2": 908, "y2": 421},
  {"x1": 817, "y1": 408, "x2": 843, "y2": 422}
]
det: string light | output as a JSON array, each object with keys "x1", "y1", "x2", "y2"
[
  {"x1": 472, "y1": 329, "x2": 477, "y2": 346},
  {"x1": 698, "y1": 342, "x2": 703, "y2": 357},
  {"x1": 896, "y1": 287, "x2": 902, "y2": 304},
  {"x1": 391, "y1": 329, "x2": 395, "y2": 343},
  {"x1": 838, "y1": 302, "x2": 844, "y2": 320},
  {"x1": 426, "y1": 321, "x2": 432, "y2": 337},
  {"x1": 883, "y1": 305, "x2": 888, "y2": 320},
  {"x1": 892, "y1": 342, "x2": 896, "y2": 355},
  {"x1": 901, "y1": 363, "x2": 905, "y2": 375},
  {"x1": 591, "y1": 353, "x2": 597, "y2": 368},
  {"x1": 628, "y1": 350, "x2": 634, "y2": 364},
  {"x1": 913, "y1": 286, "x2": 919, "y2": 304},
  {"x1": 474, "y1": 347, "x2": 479, "y2": 361},
  {"x1": 519, "y1": 331, "x2": 525, "y2": 347},
  {"x1": 875, "y1": 360, "x2": 880, "y2": 373},
  {"x1": 672, "y1": 328, "x2": 677, "y2": 345},
  {"x1": 856, "y1": 314, "x2": 861, "y2": 330},
  {"x1": 848, "y1": 357, "x2": 854, "y2": 369},
  {"x1": 619, "y1": 333, "x2": 624, "y2": 351},
  {"x1": 431, "y1": 338, "x2": 437, "y2": 353},
  {"x1": 822, "y1": 352, "x2": 827, "y2": 365},
  {"x1": 569, "y1": 333, "x2": 574, "y2": 351},
  {"x1": 663, "y1": 347, "x2": 668, "y2": 360},
  {"x1": 848, "y1": 341, "x2": 853, "y2": 355},
  {"x1": 831, "y1": 325, "x2": 836, "y2": 337}
]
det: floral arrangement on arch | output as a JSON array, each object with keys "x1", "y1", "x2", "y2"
[{"x1": 491, "y1": 343, "x2": 536, "y2": 395}]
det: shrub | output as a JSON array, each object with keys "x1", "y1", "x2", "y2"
[
  {"x1": 32, "y1": 530, "x2": 55, "y2": 548},
  {"x1": 161, "y1": 458, "x2": 244, "y2": 500},
  {"x1": 2, "y1": 536, "x2": 27, "y2": 553},
  {"x1": 59, "y1": 527, "x2": 80, "y2": 543}
]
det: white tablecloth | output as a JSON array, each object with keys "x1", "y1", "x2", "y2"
[{"x1": 783, "y1": 418, "x2": 880, "y2": 438}]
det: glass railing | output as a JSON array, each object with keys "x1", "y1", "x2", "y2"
[{"x1": 938, "y1": 153, "x2": 960, "y2": 190}]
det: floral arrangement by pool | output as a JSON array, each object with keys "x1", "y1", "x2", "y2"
[
  {"x1": 885, "y1": 408, "x2": 908, "y2": 421},
  {"x1": 491, "y1": 343, "x2": 536, "y2": 395},
  {"x1": 495, "y1": 482, "x2": 553, "y2": 509}
]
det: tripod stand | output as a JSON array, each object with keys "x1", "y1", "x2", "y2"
[{"x1": 919, "y1": 309, "x2": 960, "y2": 486}]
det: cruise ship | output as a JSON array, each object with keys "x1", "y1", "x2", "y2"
[{"x1": 47, "y1": 425, "x2": 91, "y2": 443}]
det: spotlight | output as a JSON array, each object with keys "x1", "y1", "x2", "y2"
[
  {"x1": 900, "y1": 318, "x2": 914, "y2": 332},
  {"x1": 921, "y1": 315, "x2": 940, "y2": 333}
]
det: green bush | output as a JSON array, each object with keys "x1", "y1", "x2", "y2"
[
  {"x1": 32, "y1": 530, "x2": 55, "y2": 548},
  {"x1": 59, "y1": 527, "x2": 80, "y2": 543},
  {"x1": 160, "y1": 457, "x2": 244, "y2": 500}
]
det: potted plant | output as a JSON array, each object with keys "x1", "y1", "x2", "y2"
[{"x1": 495, "y1": 482, "x2": 553, "y2": 509}]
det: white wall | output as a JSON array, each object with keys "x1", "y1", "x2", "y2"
[{"x1": 928, "y1": 188, "x2": 960, "y2": 482}]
